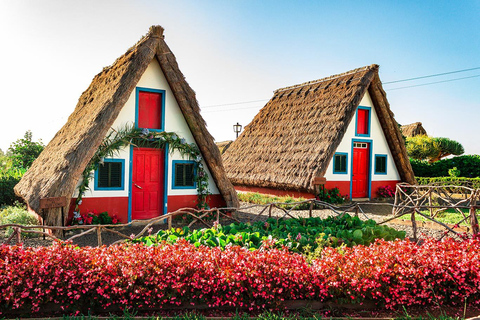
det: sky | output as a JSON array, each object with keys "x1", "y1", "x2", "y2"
[{"x1": 0, "y1": 0, "x2": 479, "y2": 155}]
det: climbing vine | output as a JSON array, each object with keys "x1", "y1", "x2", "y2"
[{"x1": 75, "y1": 124, "x2": 210, "y2": 212}]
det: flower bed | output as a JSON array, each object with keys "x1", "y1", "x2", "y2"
[
  {"x1": 133, "y1": 216, "x2": 406, "y2": 252},
  {"x1": 1, "y1": 238, "x2": 480, "y2": 316}
]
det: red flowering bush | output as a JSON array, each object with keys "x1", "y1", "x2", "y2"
[
  {"x1": 71, "y1": 209, "x2": 120, "y2": 225},
  {"x1": 376, "y1": 185, "x2": 395, "y2": 198},
  {"x1": 1, "y1": 238, "x2": 480, "y2": 316}
]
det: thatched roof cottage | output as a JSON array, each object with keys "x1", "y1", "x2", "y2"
[
  {"x1": 400, "y1": 122, "x2": 427, "y2": 137},
  {"x1": 223, "y1": 65, "x2": 415, "y2": 199},
  {"x1": 15, "y1": 26, "x2": 238, "y2": 227}
]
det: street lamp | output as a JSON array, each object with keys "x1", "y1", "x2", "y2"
[{"x1": 233, "y1": 122, "x2": 242, "y2": 138}]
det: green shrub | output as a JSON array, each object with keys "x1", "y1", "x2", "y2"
[
  {"x1": 0, "y1": 167, "x2": 25, "y2": 206},
  {"x1": 415, "y1": 176, "x2": 480, "y2": 189},
  {"x1": 411, "y1": 155, "x2": 480, "y2": 177},
  {"x1": 0, "y1": 205, "x2": 39, "y2": 237},
  {"x1": 316, "y1": 187, "x2": 346, "y2": 204}
]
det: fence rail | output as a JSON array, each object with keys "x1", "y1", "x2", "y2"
[{"x1": 1, "y1": 185, "x2": 480, "y2": 246}]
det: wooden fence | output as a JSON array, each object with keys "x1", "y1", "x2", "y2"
[
  {"x1": 1, "y1": 186, "x2": 479, "y2": 246},
  {"x1": 391, "y1": 183, "x2": 480, "y2": 240}
]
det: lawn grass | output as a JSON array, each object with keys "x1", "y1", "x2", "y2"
[{"x1": 398, "y1": 208, "x2": 480, "y2": 226}]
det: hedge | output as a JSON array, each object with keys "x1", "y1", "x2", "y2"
[
  {"x1": 0, "y1": 168, "x2": 24, "y2": 206},
  {"x1": 415, "y1": 176, "x2": 480, "y2": 189},
  {"x1": 1, "y1": 238, "x2": 480, "y2": 316},
  {"x1": 411, "y1": 155, "x2": 480, "y2": 178}
]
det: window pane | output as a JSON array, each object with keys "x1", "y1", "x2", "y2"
[
  {"x1": 334, "y1": 154, "x2": 347, "y2": 173},
  {"x1": 175, "y1": 163, "x2": 195, "y2": 187},
  {"x1": 98, "y1": 162, "x2": 122, "y2": 188},
  {"x1": 375, "y1": 156, "x2": 387, "y2": 173}
]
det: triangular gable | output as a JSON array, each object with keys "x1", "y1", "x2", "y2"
[
  {"x1": 223, "y1": 65, "x2": 415, "y2": 193},
  {"x1": 15, "y1": 26, "x2": 238, "y2": 216}
]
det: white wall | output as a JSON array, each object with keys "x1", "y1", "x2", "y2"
[
  {"x1": 80, "y1": 58, "x2": 219, "y2": 198},
  {"x1": 324, "y1": 91, "x2": 400, "y2": 182}
]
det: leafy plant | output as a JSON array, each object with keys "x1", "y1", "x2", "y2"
[
  {"x1": 377, "y1": 185, "x2": 395, "y2": 198},
  {"x1": 2, "y1": 238, "x2": 480, "y2": 316},
  {"x1": 406, "y1": 135, "x2": 464, "y2": 163},
  {"x1": 71, "y1": 210, "x2": 120, "y2": 225},
  {"x1": 411, "y1": 155, "x2": 480, "y2": 178},
  {"x1": 0, "y1": 167, "x2": 25, "y2": 206},
  {"x1": 134, "y1": 215, "x2": 405, "y2": 252},
  {"x1": 448, "y1": 166, "x2": 460, "y2": 177},
  {"x1": 0, "y1": 204, "x2": 39, "y2": 237},
  {"x1": 7, "y1": 130, "x2": 44, "y2": 170},
  {"x1": 415, "y1": 176, "x2": 480, "y2": 189},
  {"x1": 316, "y1": 187, "x2": 346, "y2": 204}
]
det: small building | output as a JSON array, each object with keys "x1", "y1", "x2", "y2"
[
  {"x1": 400, "y1": 122, "x2": 427, "y2": 137},
  {"x1": 222, "y1": 65, "x2": 415, "y2": 200},
  {"x1": 15, "y1": 26, "x2": 238, "y2": 227}
]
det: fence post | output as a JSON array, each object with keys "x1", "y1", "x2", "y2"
[
  {"x1": 355, "y1": 205, "x2": 359, "y2": 218},
  {"x1": 411, "y1": 209, "x2": 418, "y2": 242},
  {"x1": 269, "y1": 204, "x2": 272, "y2": 218},
  {"x1": 97, "y1": 227, "x2": 103, "y2": 247},
  {"x1": 470, "y1": 204, "x2": 479, "y2": 235},
  {"x1": 309, "y1": 201, "x2": 313, "y2": 218},
  {"x1": 168, "y1": 215, "x2": 172, "y2": 229},
  {"x1": 216, "y1": 209, "x2": 220, "y2": 225},
  {"x1": 15, "y1": 227, "x2": 21, "y2": 244}
]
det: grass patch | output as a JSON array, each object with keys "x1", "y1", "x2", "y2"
[
  {"x1": 238, "y1": 192, "x2": 312, "y2": 210},
  {"x1": 397, "y1": 208, "x2": 480, "y2": 226}
]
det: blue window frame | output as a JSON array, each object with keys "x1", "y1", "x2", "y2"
[
  {"x1": 355, "y1": 106, "x2": 371, "y2": 137},
  {"x1": 333, "y1": 153, "x2": 348, "y2": 174},
  {"x1": 172, "y1": 160, "x2": 197, "y2": 189},
  {"x1": 374, "y1": 154, "x2": 388, "y2": 175},
  {"x1": 94, "y1": 159, "x2": 125, "y2": 190},
  {"x1": 135, "y1": 87, "x2": 166, "y2": 132}
]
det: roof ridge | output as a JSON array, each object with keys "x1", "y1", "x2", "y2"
[{"x1": 274, "y1": 64, "x2": 378, "y2": 94}]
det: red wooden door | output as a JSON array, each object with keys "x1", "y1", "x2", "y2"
[
  {"x1": 352, "y1": 142, "x2": 369, "y2": 198},
  {"x1": 132, "y1": 148, "x2": 165, "y2": 220}
]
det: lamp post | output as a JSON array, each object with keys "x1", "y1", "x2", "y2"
[{"x1": 233, "y1": 122, "x2": 242, "y2": 138}]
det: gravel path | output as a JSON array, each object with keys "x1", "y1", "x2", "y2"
[{"x1": 1, "y1": 201, "x2": 458, "y2": 247}]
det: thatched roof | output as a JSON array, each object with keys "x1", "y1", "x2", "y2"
[
  {"x1": 215, "y1": 140, "x2": 233, "y2": 154},
  {"x1": 222, "y1": 64, "x2": 415, "y2": 193},
  {"x1": 15, "y1": 26, "x2": 239, "y2": 217},
  {"x1": 400, "y1": 122, "x2": 427, "y2": 137}
]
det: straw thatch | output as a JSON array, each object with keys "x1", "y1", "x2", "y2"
[
  {"x1": 15, "y1": 26, "x2": 239, "y2": 227},
  {"x1": 223, "y1": 64, "x2": 415, "y2": 194},
  {"x1": 215, "y1": 140, "x2": 233, "y2": 154},
  {"x1": 400, "y1": 122, "x2": 427, "y2": 137}
]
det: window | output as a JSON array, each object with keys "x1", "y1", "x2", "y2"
[
  {"x1": 172, "y1": 161, "x2": 196, "y2": 189},
  {"x1": 136, "y1": 87, "x2": 165, "y2": 131},
  {"x1": 333, "y1": 153, "x2": 348, "y2": 174},
  {"x1": 375, "y1": 155, "x2": 387, "y2": 174},
  {"x1": 356, "y1": 107, "x2": 370, "y2": 136},
  {"x1": 95, "y1": 159, "x2": 125, "y2": 190}
]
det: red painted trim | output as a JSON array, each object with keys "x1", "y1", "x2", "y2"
[
  {"x1": 167, "y1": 194, "x2": 226, "y2": 212},
  {"x1": 235, "y1": 186, "x2": 315, "y2": 199},
  {"x1": 68, "y1": 197, "x2": 129, "y2": 224},
  {"x1": 324, "y1": 181, "x2": 350, "y2": 198},
  {"x1": 371, "y1": 180, "x2": 400, "y2": 198}
]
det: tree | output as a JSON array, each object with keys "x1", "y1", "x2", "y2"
[
  {"x1": 7, "y1": 131, "x2": 45, "y2": 169},
  {"x1": 406, "y1": 135, "x2": 464, "y2": 163}
]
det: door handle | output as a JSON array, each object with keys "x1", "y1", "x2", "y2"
[{"x1": 134, "y1": 183, "x2": 143, "y2": 189}]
